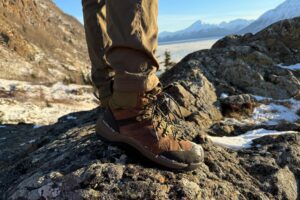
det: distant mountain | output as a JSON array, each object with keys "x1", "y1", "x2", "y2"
[
  {"x1": 159, "y1": 19, "x2": 253, "y2": 43},
  {"x1": 240, "y1": 0, "x2": 300, "y2": 34}
]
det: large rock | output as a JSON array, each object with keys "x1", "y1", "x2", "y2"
[
  {"x1": 161, "y1": 60, "x2": 223, "y2": 131},
  {"x1": 214, "y1": 17, "x2": 300, "y2": 64},
  {"x1": 274, "y1": 167, "x2": 298, "y2": 200},
  {"x1": 220, "y1": 94, "x2": 256, "y2": 118},
  {"x1": 241, "y1": 134, "x2": 300, "y2": 200},
  {"x1": 1, "y1": 110, "x2": 299, "y2": 200},
  {"x1": 163, "y1": 18, "x2": 300, "y2": 100}
]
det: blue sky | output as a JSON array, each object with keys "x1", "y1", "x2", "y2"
[{"x1": 53, "y1": 0, "x2": 285, "y2": 32}]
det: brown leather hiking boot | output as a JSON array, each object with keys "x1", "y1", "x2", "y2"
[{"x1": 96, "y1": 91, "x2": 204, "y2": 170}]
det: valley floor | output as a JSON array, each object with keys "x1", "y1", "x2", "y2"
[{"x1": 156, "y1": 38, "x2": 219, "y2": 69}]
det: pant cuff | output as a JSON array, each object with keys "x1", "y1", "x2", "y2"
[{"x1": 113, "y1": 70, "x2": 159, "y2": 93}]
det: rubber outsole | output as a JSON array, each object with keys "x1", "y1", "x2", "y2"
[{"x1": 96, "y1": 116, "x2": 204, "y2": 171}]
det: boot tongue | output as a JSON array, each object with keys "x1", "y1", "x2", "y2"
[{"x1": 109, "y1": 84, "x2": 163, "y2": 110}]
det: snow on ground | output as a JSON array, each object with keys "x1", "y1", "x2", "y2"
[
  {"x1": 0, "y1": 79, "x2": 94, "y2": 102},
  {"x1": 278, "y1": 63, "x2": 300, "y2": 70},
  {"x1": 208, "y1": 129, "x2": 298, "y2": 150},
  {"x1": 0, "y1": 99, "x2": 96, "y2": 125},
  {"x1": 220, "y1": 93, "x2": 229, "y2": 99},
  {"x1": 251, "y1": 97, "x2": 300, "y2": 125},
  {"x1": 33, "y1": 125, "x2": 42, "y2": 129},
  {"x1": 232, "y1": 96, "x2": 300, "y2": 126},
  {"x1": 210, "y1": 95, "x2": 300, "y2": 150},
  {"x1": 66, "y1": 115, "x2": 77, "y2": 120},
  {"x1": 0, "y1": 79, "x2": 98, "y2": 125},
  {"x1": 252, "y1": 100, "x2": 300, "y2": 125},
  {"x1": 218, "y1": 94, "x2": 300, "y2": 126}
]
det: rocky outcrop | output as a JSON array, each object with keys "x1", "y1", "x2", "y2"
[
  {"x1": 1, "y1": 16, "x2": 300, "y2": 200},
  {"x1": 162, "y1": 17, "x2": 300, "y2": 100},
  {"x1": 0, "y1": 0, "x2": 89, "y2": 85},
  {"x1": 0, "y1": 109, "x2": 299, "y2": 200}
]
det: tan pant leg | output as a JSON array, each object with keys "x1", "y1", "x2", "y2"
[
  {"x1": 105, "y1": 0, "x2": 160, "y2": 93},
  {"x1": 82, "y1": 0, "x2": 114, "y2": 101}
]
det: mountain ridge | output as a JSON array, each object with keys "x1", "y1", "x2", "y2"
[
  {"x1": 240, "y1": 0, "x2": 300, "y2": 34},
  {"x1": 159, "y1": 19, "x2": 253, "y2": 42}
]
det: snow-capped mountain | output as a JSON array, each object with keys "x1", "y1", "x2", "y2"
[
  {"x1": 219, "y1": 19, "x2": 254, "y2": 30},
  {"x1": 159, "y1": 19, "x2": 253, "y2": 43},
  {"x1": 240, "y1": 0, "x2": 300, "y2": 34}
]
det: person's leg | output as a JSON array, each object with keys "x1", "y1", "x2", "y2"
[
  {"x1": 82, "y1": 0, "x2": 114, "y2": 106},
  {"x1": 105, "y1": 0, "x2": 160, "y2": 108},
  {"x1": 96, "y1": 0, "x2": 204, "y2": 170}
]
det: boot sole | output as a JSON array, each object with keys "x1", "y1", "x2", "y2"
[{"x1": 96, "y1": 116, "x2": 203, "y2": 171}]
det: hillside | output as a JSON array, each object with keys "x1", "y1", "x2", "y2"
[
  {"x1": 1, "y1": 18, "x2": 300, "y2": 200},
  {"x1": 0, "y1": 0, "x2": 98, "y2": 125},
  {"x1": 0, "y1": 0, "x2": 89, "y2": 84}
]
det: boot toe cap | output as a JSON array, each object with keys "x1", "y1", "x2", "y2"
[
  {"x1": 160, "y1": 142, "x2": 205, "y2": 165},
  {"x1": 190, "y1": 142, "x2": 205, "y2": 163}
]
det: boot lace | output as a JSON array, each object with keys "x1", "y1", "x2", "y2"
[{"x1": 136, "y1": 92, "x2": 184, "y2": 140}]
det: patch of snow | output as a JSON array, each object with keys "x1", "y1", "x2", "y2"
[
  {"x1": 0, "y1": 125, "x2": 6, "y2": 128},
  {"x1": 33, "y1": 125, "x2": 42, "y2": 129},
  {"x1": 209, "y1": 129, "x2": 298, "y2": 150},
  {"x1": 220, "y1": 93, "x2": 229, "y2": 99},
  {"x1": 28, "y1": 139, "x2": 36, "y2": 144},
  {"x1": 0, "y1": 79, "x2": 97, "y2": 125},
  {"x1": 252, "y1": 98, "x2": 300, "y2": 125},
  {"x1": 232, "y1": 96, "x2": 300, "y2": 126},
  {"x1": 278, "y1": 63, "x2": 300, "y2": 71},
  {"x1": 66, "y1": 116, "x2": 77, "y2": 120},
  {"x1": 252, "y1": 95, "x2": 272, "y2": 101},
  {"x1": 222, "y1": 118, "x2": 251, "y2": 126},
  {"x1": 19, "y1": 143, "x2": 26, "y2": 146},
  {"x1": 0, "y1": 137, "x2": 6, "y2": 140}
]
